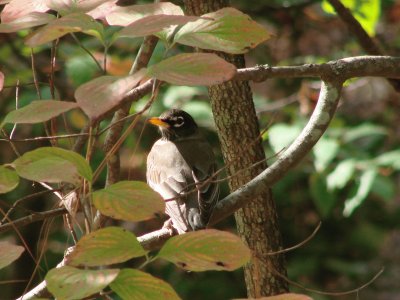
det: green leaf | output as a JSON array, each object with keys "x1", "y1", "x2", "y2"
[
  {"x1": 1, "y1": 100, "x2": 78, "y2": 129},
  {"x1": 106, "y1": 2, "x2": 184, "y2": 26},
  {"x1": 371, "y1": 174, "x2": 395, "y2": 202},
  {"x1": 46, "y1": 266, "x2": 119, "y2": 300},
  {"x1": 25, "y1": 12, "x2": 104, "y2": 47},
  {"x1": 313, "y1": 137, "x2": 339, "y2": 172},
  {"x1": 0, "y1": 12, "x2": 55, "y2": 33},
  {"x1": 374, "y1": 150, "x2": 400, "y2": 170},
  {"x1": 268, "y1": 123, "x2": 302, "y2": 153},
  {"x1": 13, "y1": 147, "x2": 92, "y2": 185},
  {"x1": 343, "y1": 168, "x2": 377, "y2": 217},
  {"x1": 342, "y1": 123, "x2": 387, "y2": 143},
  {"x1": 322, "y1": 0, "x2": 380, "y2": 36},
  {"x1": 75, "y1": 69, "x2": 146, "y2": 120},
  {"x1": 0, "y1": 241, "x2": 24, "y2": 269},
  {"x1": 310, "y1": 173, "x2": 337, "y2": 218},
  {"x1": 117, "y1": 14, "x2": 200, "y2": 38},
  {"x1": 110, "y1": 269, "x2": 181, "y2": 300},
  {"x1": 147, "y1": 53, "x2": 236, "y2": 86},
  {"x1": 93, "y1": 181, "x2": 164, "y2": 222},
  {"x1": 327, "y1": 159, "x2": 356, "y2": 190},
  {"x1": 157, "y1": 229, "x2": 251, "y2": 271},
  {"x1": 174, "y1": 7, "x2": 270, "y2": 54},
  {"x1": 0, "y1": 165, "x2": 19, "y2": 194},
  {"x1": 67, "y1": 227, "x2": 146, "y2": 267}
]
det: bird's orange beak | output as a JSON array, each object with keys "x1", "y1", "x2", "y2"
[{"x1": 148, "y1": 117, "x2": 170, "y2": 128}]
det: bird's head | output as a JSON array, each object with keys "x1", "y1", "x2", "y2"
[{"x1": 148, "y1": 109, "x2": 198, "y2": 140}]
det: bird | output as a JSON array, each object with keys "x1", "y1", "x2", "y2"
[{"x1": 146, "y1": 109, "x2": 219, "y2": 234}]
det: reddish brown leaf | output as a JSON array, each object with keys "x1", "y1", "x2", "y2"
[
  {"x1": 75, "y1": 69, "x2": 146, "y2": 120},
  {"x1": 147, "y1": 53, "x2": 236, "y2": 86},
  {"x1": 1, "y1": 0, "x2": 48, "y2": 23},
  {"x1": 0, "y1": 12, "x2": 55, "y2": 33},
  {"x1": 46, "y1": 0, "x2": 115, "y2": 16},
  {"x1": 118, "y1": 14, "x2": 200, "y2": 38},
  {"x1": 0, "y1": 71, "x2": 4, "y2": 92},
  {"x1": 106, "y1": 2, "x2": 183, "y2": 26}
]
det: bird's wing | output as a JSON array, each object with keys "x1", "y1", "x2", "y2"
[{"x1": 146, "y1": 140, "x2": 192, "y2": 233}]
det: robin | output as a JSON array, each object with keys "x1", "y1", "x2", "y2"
[{"x1": 147, "y1": 109, "x2": 219, "y2": 234}]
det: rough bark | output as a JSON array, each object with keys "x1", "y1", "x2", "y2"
[{"x1": 184, "y1": 0, "x2": 288, "y2": 296}]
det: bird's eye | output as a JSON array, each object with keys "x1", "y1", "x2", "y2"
[{"x1": 173, "y1": 116, "x2": 185, "y2": 127}]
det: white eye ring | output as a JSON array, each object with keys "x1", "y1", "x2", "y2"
[{"x1": 173, "y1": 116, "x2": 185, "y2": 127}]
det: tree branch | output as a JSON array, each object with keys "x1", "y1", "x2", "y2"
[{"x1": 17, "y1": 55, "x2": 400, "y2": 299}]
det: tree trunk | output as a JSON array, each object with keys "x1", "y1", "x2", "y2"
[{"x1": 184, "y1": 0, "x2": 288, "y2": 297}]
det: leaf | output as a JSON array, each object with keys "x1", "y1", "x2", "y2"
[
  {"x1": 106, "y1": 2, "x2": 184, "y2": 26},
  {"x1": 313, "y1": 137, "x2": 339, "y2": 172},
  {"x1": 147, "y1": 53, "x2": 236, "y2": 86},
  {"x1": 1, "y1": 100, "x2": 78, "y2": 129},
  {"x1": 174, "y1": 7, "x2": 270, "y2": 54},
  {"x1": 46, "y1": 0, "x2": 114, "y2": 16},
  {"x1": 157, "y1": 229, "x2": 251, "y2": 271},
  {"x1": 0, "y1": 241, "x2": 24, "y2": 269},
  {"x1": 110, "y1": 269, "x2": 181, "y2": 300},
  {"x1": 0, "y1": 165, "x2": 19, "y2": 194},
  {"x1": 13, "y1": 147, "x2": 92, "y2": 185},
  {"x1": 374, "y1": 150, "x2": 400, "y2": 170},
  {"x1": 46, "y1": 266, "x2": 119, "y2": 300},
  {"x1": 67, "y1": 227, "x2": 146, "y2": 267},
  {"x1": 0, "y1": 12, "x2": 55, "y2": 33},
  {"x1": 343, "y1": 168, "x2": 377, "y2": 217},
  {"x1": 327, "y1": 159, "x2": 356, "y2": 191},
  {"x1": 322, "y1": 0, "x2": 380, "y2": 36},
  {"x1": 93, "y1": 181, "x2": 164, "y2": 222},
  {"x1": 75, "y1": 69, "x2": 146, "y2": 120},
  {"x1": 117, "y1": 14, "x2": 200, "y2": 38},
  {"x1": 268, "y1": 123, "x2": 302, "y2": 153},
  {"x1": 371, "y1": 174, "x2": 395, "y2": 202},
  {"x1": 342, "y1": 123, "x2": 387, "y2": 143},
  {"x1": 25, "y1": 12, "x2": 104, "y2": 47},
  {"x1": 236, "y1": 294, "x2": 312, "y2": 300},
  {"x1": 310, "y1": 173, "x2": 337, "y2": 218},
  {"x1": 1, "y1": 0, "x2": 49, "y2": 23}
]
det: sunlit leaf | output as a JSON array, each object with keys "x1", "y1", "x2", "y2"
[
  {"x1": 46, "y1": 266, "x2": 119, "y2": 300},
  {"x1": 67, "y1": 227, "x2": 146, "y2": 267},
  {"x1": 322, "y1": 0, "x2": 380, "y2": 36},
  {"x1": 0, "y1": 12, "x2": 55, "y2": 33},
  {"x1": 46, "y1": 0, "x2": 114, "y2": 16},
  {"x1": 268, "y1": 123, "x2": 302, "y2": 153},
  {"x1": 25, "y1": 12, "x2": 104, "y2": 47},
  {"x1": 1, "y1": 100, "x2": 78, "y2": 129},
  {"x1": 93, "y1": 181, "x2": 164, "y2": 222},
  {"x1": 327, "y1": 159, "x2": 356, "y2": 190},
  {"x1": 342, "y1": 123, "x2": 386, "y2": 143},
  {"x1": 343, "y1": 168, "x2": 377, "y2": 217},
  {"x1": 375, "y1": 150, "x2": 400, "y2": 170},
  {"x1": 0, "y1": 165, "x2": 19, "y2": 194},
  {"x1": 110, "y1": 269, "x2": 181, "y2": 300},
  {"x1": 13, "y1": 147, "x2": 92, "y2": 185},
  {"x1": 118, "y1": 14, "x2": 200, "y2": 38},
  {"x1": 148, "y1": 53, "x2": 236, "y2": 86},
  {"x1": 174, "y1": 7, "x2": 270, "y2": 54},
  {"x1": 75, "y1": 69, "x2": 146, "y2": 120},
  {"x1": 106, "y1": 2, "x2": 184, "y2": 26},
  {"x1": 0, "y1": 241, "x2": 24, "y2": 269},
  {"x1": 1, "y1": 0, "x2": 49, "y2": 23},
  {"x1": 313, "y1": 137, "x2": 339, "y2": 172},
  {"x1": 157, "y1": 229, "x2": 251, "y2": 271}
]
